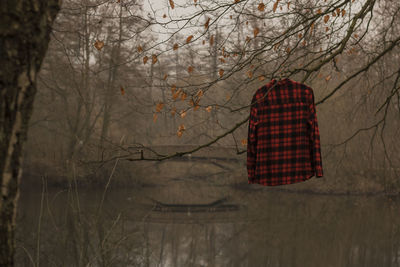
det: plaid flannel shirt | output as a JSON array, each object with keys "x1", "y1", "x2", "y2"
[{"x1": 247, "y1": 78, "x2": 323, "y2": 186}]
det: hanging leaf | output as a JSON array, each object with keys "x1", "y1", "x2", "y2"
[
  {"x1": 336, "y1": 8, "x2": 341, "y2": 16},
  {"x1": 204, "y1": 17, "x2": 210, "y2": 29},
  {"x1": 153, "y1": 113, "x2": 158, "y2": 122},
  {"x1": 210, "y1": 35, "x2": 214, "y2": 46},
  {"x1": 241, "y1": 139, "x2": 247, "y2": 146},
  {"x1": 171, "y1": 84, "x2": 176, "y2": 94},
  {"x1": 287, "y1": 2, "x2": 290, "y2": 9},
  {"x1": 202, "y1": 40, "x2": 206, "y2": 45},
  {"x1": 310, "y1": 22, "x2": 315, "y2": 35},
  {"x1": 137, "y1": 45, "x2": 143, "y2": 53},
  {"x1": 171, "y1": 107, "x2": 176, "y2": 116},
  {"x1": 178, "y1": 125, "x2": 185, "y2": 135},
  {"x1": 196, "y1": 89, "x2": 203, "y2": 98},
  {"x1": 317, "y1": 8, "x2": 321, "y2": 14},
  {"x1": 173, "y1": 43, "x2": 179, "y2": 50},
  {"x1": 219, "y1": 57, "x2": 226, "y2": 63},
  {"x1": 258, "y1": 75, "x2": 265, "y2": 81},
  {"x1": 120, "y1": 86, "x2": 125, "y2": 95},
  {"x1": 143, "y1": 56, "x2": 148, "y2": 64},
  {"x1": 341, "y1": 9, "x2": 346, "y2": 17},
  {"x1": 253, "y1": 27, "x2": 259, "y2": 38},
  {"x1": 186, "y1": 35, "x2": 194, "y2": 43},
  {"x1": 177, "y1": 124, "x2": 185, "y2": 137},
  {"x1": 172, "y1": 88, "x2": 181, "y2": 100},
  {"x1": 163, "y1": 14, "x2": 167, "y2": 18},
  {"x1": 163, "y1": 74, "x2": 168, "y2": 80},
  {"x1": 169, "y1": 0, "x2": 175, "y2": 9},
  {"x1": 206, "y1": 106, "x2": 212, "y2": 112},
  {"x1": 178, "y1": 124, "x2": 185, "y2": 131},
  {"x1": 273, "y1": 1, "x2": 279, "y2": 12},
  {"x1": 324, "y1": 15, "x2": 330, "y2": 23},
  {"x1": 94, "y1": 40, "x2": 104, "y2": 51},
  {"x1": 188, "y1": 66, "x2": 194, "y2": 73},
  {"x1": 156, "y1": 102, "x2": 164, "y2": 112},
  {"x1": 326, "y1": 26, "x2": 329, "y2": 32},
  {"x1": 180, "y1": 110, "x2": 187, "y2": 118},
  {"x1": 181, "y1": 91, "x2": 187, "y2": 101},
  {"x1": 219, "y1": 69, "x2": 224, "y2": 77},
  {"x1": 258, "y1": 3, "x2": 265, "y2": 11},
  {"x1": 152, "y1": 54, "x2": 158, "y2": 64},
  {"x1": 325, "y1": 75, "x2": 331, "y2": 81},
  {"x1": 194, "y1": 105, "x2": 200, "y2": 111}
]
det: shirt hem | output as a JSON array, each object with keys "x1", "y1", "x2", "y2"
[{"x1": 248, "y1": 172, "x2": 317, "y2": 186}]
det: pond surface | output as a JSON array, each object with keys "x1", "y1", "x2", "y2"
[{"x1": 16, "y1": 178, "x2": 400, "y2": 267}]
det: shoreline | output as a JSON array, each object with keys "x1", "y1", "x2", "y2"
[{"x1": 19, "y1": 173, "x2": 400, "y2": 197}]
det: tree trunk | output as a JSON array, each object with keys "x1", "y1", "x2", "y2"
[{"x1": 0, "y1": 1, "x2": 60, "y2": 265}]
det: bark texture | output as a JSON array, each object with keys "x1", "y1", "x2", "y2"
[{"x1": 0, "y1": 1, "x2": 60, "y2": 265}]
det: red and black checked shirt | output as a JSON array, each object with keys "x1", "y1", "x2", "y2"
[{"x1": 247, "y1": 78, "x2": 323, "y2": 186}]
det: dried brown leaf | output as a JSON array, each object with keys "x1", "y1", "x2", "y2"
[
  {"x1": 152, "y1": 54, "x2": 158, "y2": 64},
  {"x1": 186, "y1": 35, "x2": 194, "y2": 43},
  {"x1": 169, "y1": 0, "x2": 174, "y2": 9},
  {"x1": 253, "y1": 27, "x2": 259, "y2": 38},
  {"x1": 94, "y1": 40, "x2": 104, "y2": 51},
  {"x1": 204, "y1": 17, "x2": 210, "y2": 29}
]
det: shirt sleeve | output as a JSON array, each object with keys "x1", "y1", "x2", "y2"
[
  {"x1": 247, "y1": 93, "x2": 259, "y2": 182},
  {"x1": 308, "y1": 90, "x2": 323, "y2": 177}
]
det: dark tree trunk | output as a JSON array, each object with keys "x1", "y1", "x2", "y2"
[{"x1": 0, "y1": 1, "x2": 60, "y2": 265}]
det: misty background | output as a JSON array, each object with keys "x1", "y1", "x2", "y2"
[
  {"x1": 21, "y1": 0, "x2": 400, "y2": 193},
  {"x1": 12, "y1": 0, "x2": 400, "y2": 266}
]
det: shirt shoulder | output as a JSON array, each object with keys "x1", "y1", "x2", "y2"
[
  {"x1": 251, "y1": 82, "x2": 271, "y2": 108},
  {"x1": 252, "y1": 79, "x2": 315, "y2": 106},
  {"x1": 285, "y1": 79, "x2": 315, "y2": 104}
]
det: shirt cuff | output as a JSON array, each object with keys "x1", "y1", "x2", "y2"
[{"x1": 315, "y1": 168, "x2": 323, "y2": 178}]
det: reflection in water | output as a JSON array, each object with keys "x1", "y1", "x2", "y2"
[{"x1": 16, "y1": 181, "x2": 400, "y2": 267}]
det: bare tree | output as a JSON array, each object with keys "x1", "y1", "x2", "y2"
[{"x1": 25, "y1": 0, "x2": 400, "y2": 190}]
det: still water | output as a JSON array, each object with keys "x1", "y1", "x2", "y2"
[{"x1": 15, "y1": 177, "x2": 400, "y2": 267}]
